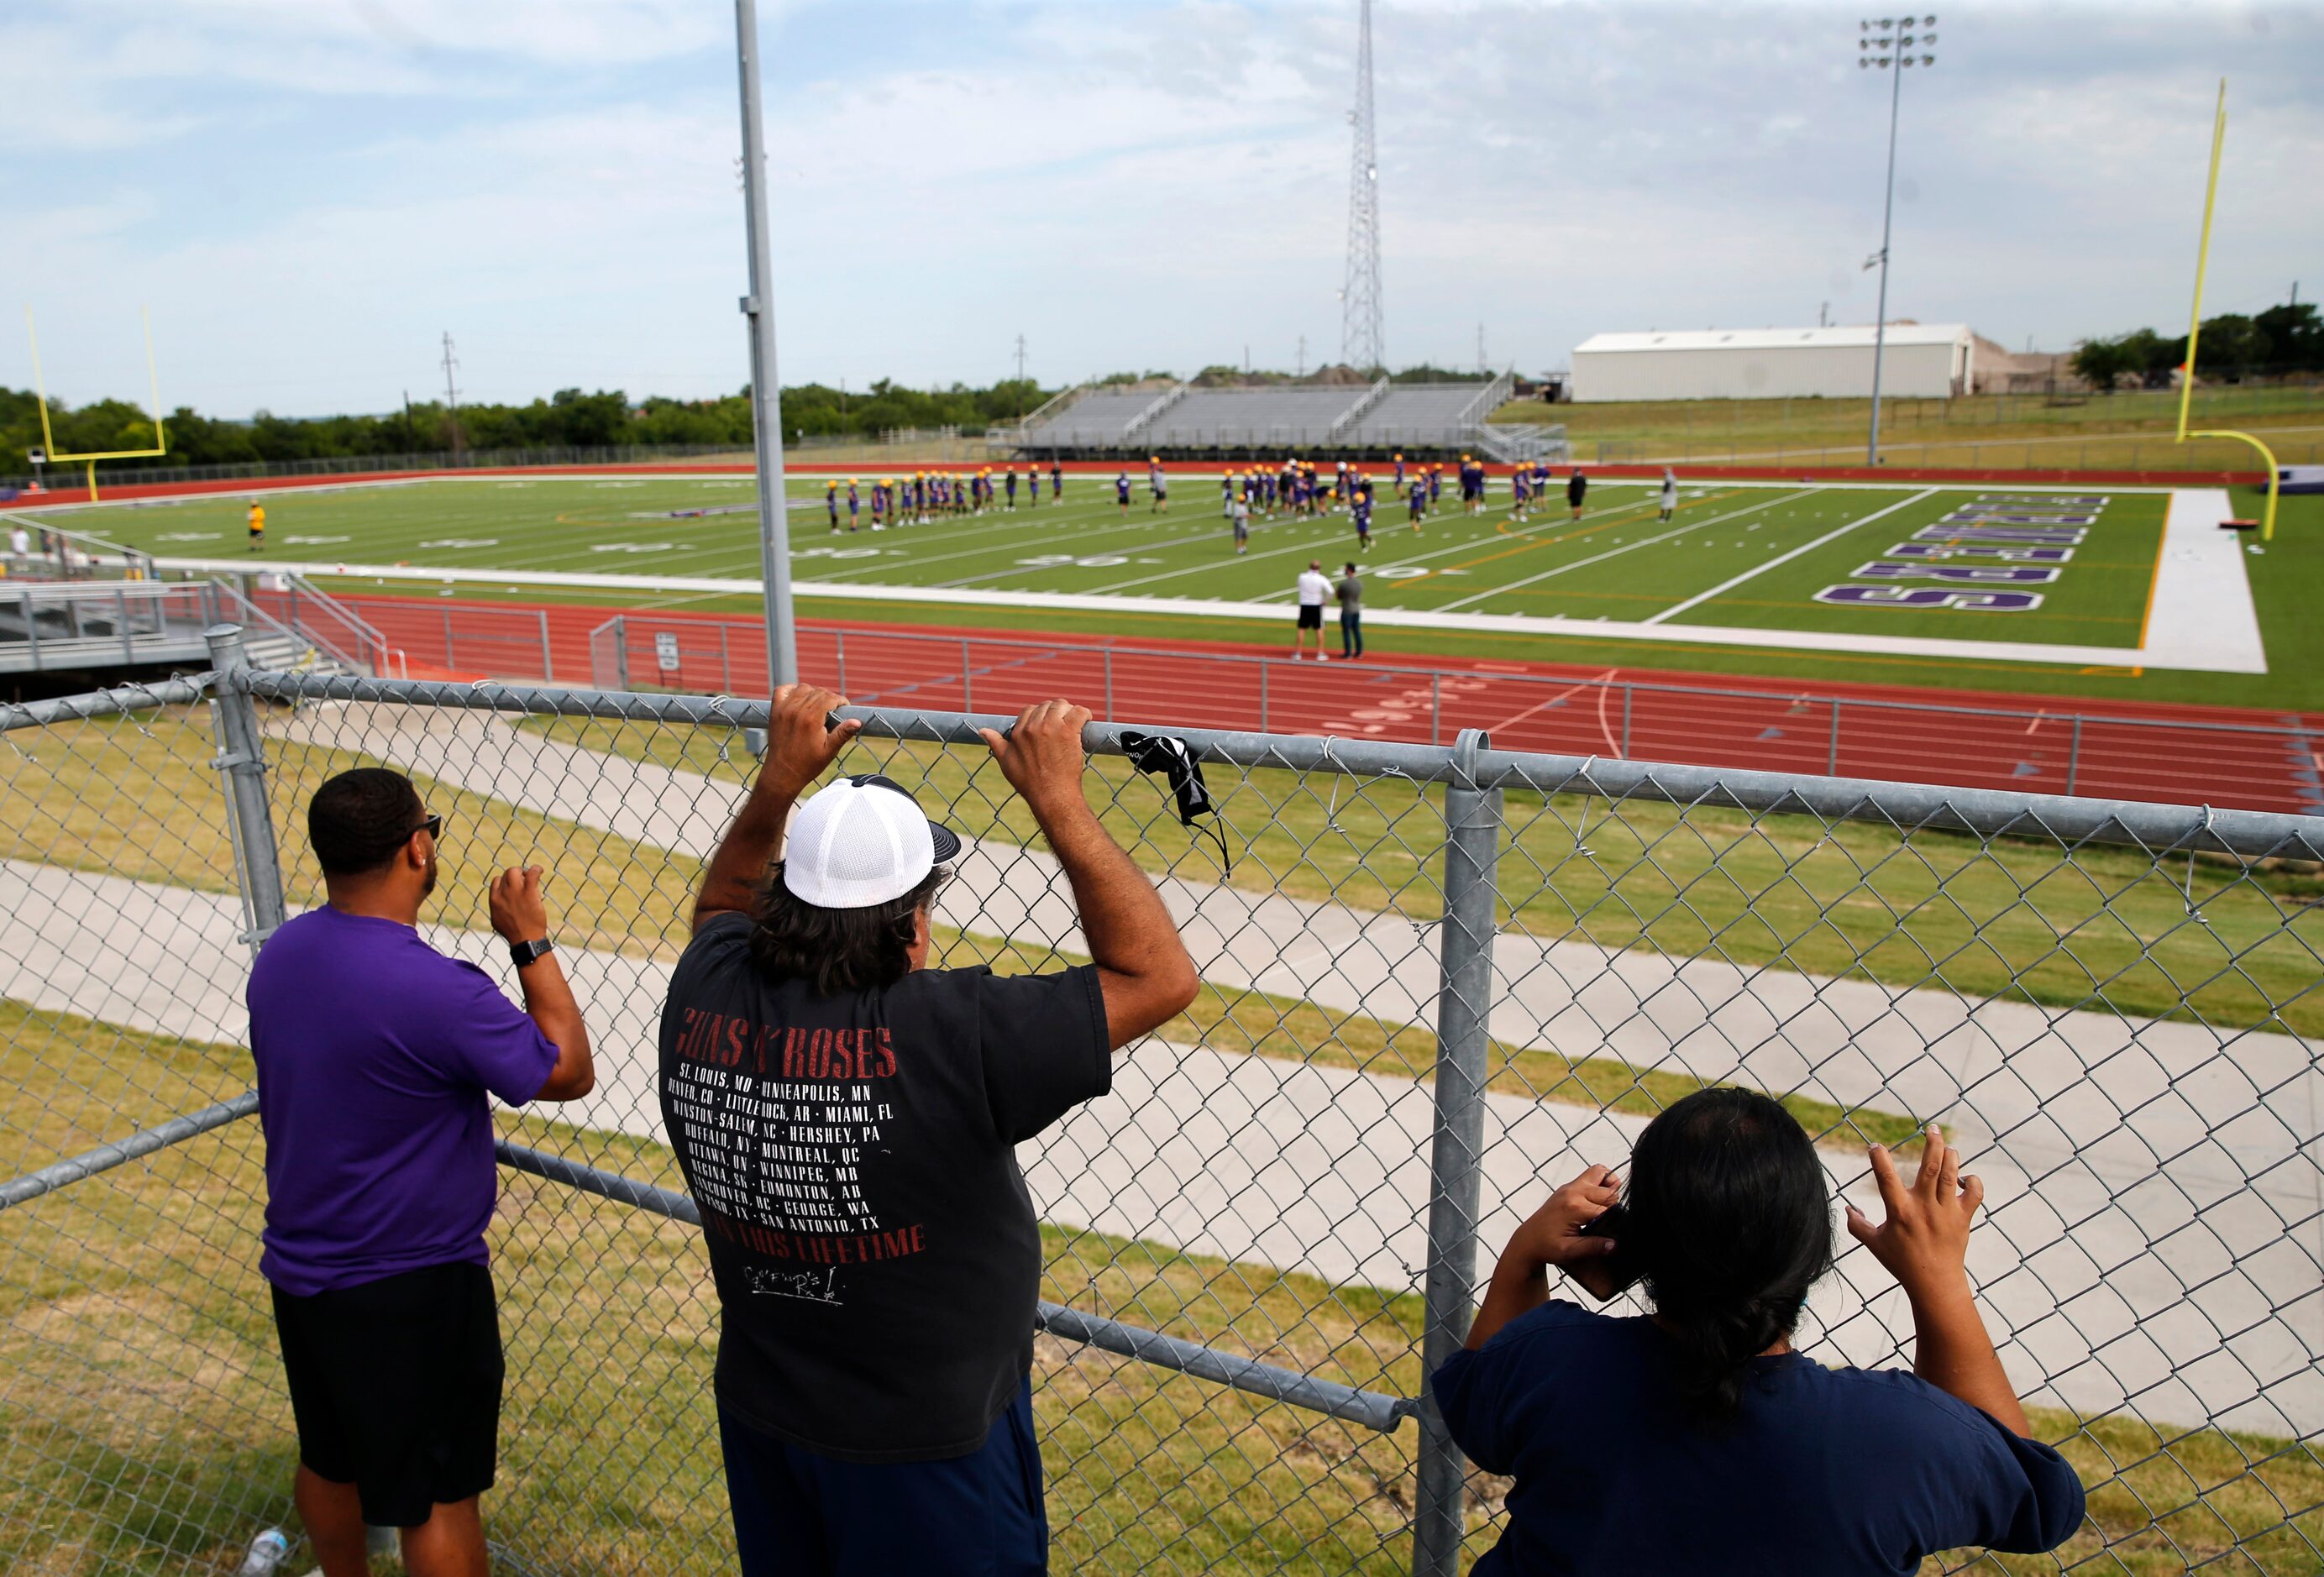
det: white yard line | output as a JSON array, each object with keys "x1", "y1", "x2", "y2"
[
  {"x1": 1432, "y1": 490, "x2": 1817, "y2": 613},
  {"x1": 1642, "y1": 489, "x2": 1938, "y2": 626},
  {"x1": 139, "y1": 551, "x2": 2266, "y2": 673}
]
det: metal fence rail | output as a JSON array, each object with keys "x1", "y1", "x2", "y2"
[
  {"x1": 582, "y1": 611, "x2": 2324, "y2": 816},
  {"x1": 2, "y1": 637, "x2": 2320, "y2": 1574}
]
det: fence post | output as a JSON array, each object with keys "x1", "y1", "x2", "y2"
[
  {"x1": 614, "y1": 616, "x2": 630, "y2": 691},
  {"x1": 2067, "y1": 715, "x2": 2083, "y2": 795},
  {"x1": 961, "y1": 636, "x2": 973, "y2": 712},
  {"x1": 203, "y1": 626, "x2": 289, "y2": 955},
  {"x1": 441, "y1": 605, "x2": 454, "y2": 672},
  {"x1": 537, "y1": 608, "x2": 553, "y2": 682},
  {"x1": 1432, "y1": 671, "x2": 1442, "y2": 747},
  {"x1": 1828, "y1": 700, "x2": 1842, "y2": 776},
  {"x1": 1619, "y1": 683, "x2": 1634, "y2": 757},
  {"x1": 835, "y1": 629, "x2": 848, "y2": 694},
  {"x1": 1412, "y1": 726, "x2": 1502, "y2": 1577},
  {"x1": 1104, "y1": 647, "x2": 1115, "y2": 720},
  {"x1": 1260, "y1": 661, "x2": 1270, "y2": 733}
]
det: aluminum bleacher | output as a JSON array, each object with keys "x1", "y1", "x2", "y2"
[
  {"x1": 1014, "y1": 378, "x2": 1565, "y2": 460},
  {"x1": 1145, "y1": 388, "x2": 1356, "y2": 449},
  {"x1": 1020, "y1": 388, "x2": 1163, "y2": 451},
  {"x1": 1342, "y1": 385, "x2": 1488, "y2": 448}
]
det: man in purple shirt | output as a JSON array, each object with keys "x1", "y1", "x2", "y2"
[{"x1": 249, "y1": 766, "x2": 595, "y2": 1577}]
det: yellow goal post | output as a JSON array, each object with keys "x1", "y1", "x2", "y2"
[{"x1": 24, "y1": 306, "x2": 169, "y2": 503}]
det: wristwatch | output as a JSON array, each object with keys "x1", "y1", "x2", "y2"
[{"x1": 510, "y1": 937, "x2": 554, "y2": 968}]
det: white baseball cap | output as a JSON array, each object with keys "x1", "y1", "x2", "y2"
[{"x1": 783, "y1": 773, "x2": 963, "y2": 909}]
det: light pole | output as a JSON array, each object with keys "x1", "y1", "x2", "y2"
[
  {"x1": 735, "y1": 0, "x2": 798, "y2": 689},
  {"x1": 1858, "y1": 16, "x2": 1936, "y2": 466}
]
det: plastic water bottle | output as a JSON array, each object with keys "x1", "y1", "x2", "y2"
[{"x1": 236, "y1": 1528, "x2": 291, "y2": 1577}]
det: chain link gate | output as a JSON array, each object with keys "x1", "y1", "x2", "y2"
[{"x1": 3, "y1": 627, "x2": 2321, "y2": 1574}]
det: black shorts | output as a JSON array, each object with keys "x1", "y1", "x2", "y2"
[
  {"x1": 1298, "y1": 605, "x2": 1324, "y2": 630},
  {"x1": 272, "y1": 1260, "x2": 504, "y2": 1527}
]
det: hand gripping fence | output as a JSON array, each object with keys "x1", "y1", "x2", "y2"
[{"x1": 2, "y1": 624, "x2": 2320, "y2": 1574}]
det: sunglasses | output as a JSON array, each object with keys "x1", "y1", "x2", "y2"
[{"x1": 409, "y1": 813, "x2": 445, "y2": 843}]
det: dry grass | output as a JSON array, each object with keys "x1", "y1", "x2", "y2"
[{"x1": 4, "y1": 1003, "x2": 2317, "y2": 1574}]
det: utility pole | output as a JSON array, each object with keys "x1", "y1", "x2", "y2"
[
  {"x1": 1014, "y1": 333, "x2": 1028, "y2": 417},
  {"x1": 439, "y1": 333, "x2": 462, "y2": 458},
  {"x1": 1296, "y1": 334, "x2": 1307, "y2": 378},
  {"x1": 1339, "y1": 0, "x2": 1385, "y2": 375},
  {"x1": 732, "y1": 0, "x2": 798, "y2": 688},
  {"x1": 1856, "y1": 15, "x2": 1938, "y2": 466},
  {"x1": 1477, "y1": 322, "x2": 1487, "y2": 375},
  {"x1": 1820, "y1": 301, "x2": 1830, "y2": 328},
  {"x1": 401, "y1": 390, "x2": 415, "y2": 453}
]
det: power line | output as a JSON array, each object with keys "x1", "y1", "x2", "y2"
[{"x1": 1339, "y1": 0, "x2": 1385, "y2": 375}]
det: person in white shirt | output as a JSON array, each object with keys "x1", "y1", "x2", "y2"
[
  {"x1": 1293, "y1": 560, "x2": 1331, "y2": 661},
  {"x1": 8, "y1": 525, "x2": 30, "y2": 574},
  {"x1": 1659, "y1": 468, "x2": 1679, "y2": 523}
]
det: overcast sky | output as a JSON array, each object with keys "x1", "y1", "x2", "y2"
[{"x1": 4, "y1": 1, "x2": 2316, "y2": 415}]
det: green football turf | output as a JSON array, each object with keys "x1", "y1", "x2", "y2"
[{"x1": 18, "y1": 472, "x2": 2318, "y2": 710}]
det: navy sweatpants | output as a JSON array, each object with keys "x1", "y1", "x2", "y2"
[{"x1": 720, "y1": 1380, "x2": 1048, "y2": 1576}]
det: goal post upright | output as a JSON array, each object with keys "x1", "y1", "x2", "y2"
[{"x1": 2174, "y1": 78, "x2": 2280, "y2": 540}]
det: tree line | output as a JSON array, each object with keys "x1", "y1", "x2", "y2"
[
  {"x1": 2070, "y1": 300, "x2": 2321, "y2": 391},
  {"x1": 0, "y1": 378, "x2": 1055, "y2": 474}
]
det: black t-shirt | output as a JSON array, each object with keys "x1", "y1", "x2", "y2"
[
  {"x1": 1435, "y1": 1302, "x2": 2085, "y2": 1574},
  {"x1": 659, "y1": 913, "x2": 1110, "y2": 1461}
]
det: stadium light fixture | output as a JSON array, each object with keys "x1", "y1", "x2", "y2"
[{"x1": 1855, "y1": 14, "x2": 1937, "y2": 466}]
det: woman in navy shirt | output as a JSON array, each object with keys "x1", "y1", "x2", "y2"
[{"x1": 1435, "y1": 1089, "x2": 2084, "y2": 1575}]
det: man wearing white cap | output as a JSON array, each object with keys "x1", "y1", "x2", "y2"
[{"x1": 660, "y1": 684, "x2": 1198, "y2": 1577}]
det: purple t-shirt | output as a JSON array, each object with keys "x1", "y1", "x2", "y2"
[{"x1": 248, "y1": 905, "x2": 558, "y2": 1297}]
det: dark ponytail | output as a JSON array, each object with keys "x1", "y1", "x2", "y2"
[{"x1": 1624, "y1": 1088, "x2": 1833, "y2": 1418}]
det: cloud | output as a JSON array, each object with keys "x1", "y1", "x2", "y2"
[{"x1": 4, "y1": 0, "x2": 2320, "y2": 410}]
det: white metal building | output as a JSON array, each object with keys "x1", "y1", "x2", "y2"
[{"x1": 1570, "y1": 324, "x2": 1975, "y2": 402}]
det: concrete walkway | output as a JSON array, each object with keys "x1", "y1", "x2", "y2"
[
  {"x1": 6, "y1": 855, "x2": 2317, "y2": 1436},
  {"x1": 283, "y1": 701, "x2": 2319, "y2": 1213},
  {"x1": 7, "y1": 694, "x2": 2317, "y2": 1434}
]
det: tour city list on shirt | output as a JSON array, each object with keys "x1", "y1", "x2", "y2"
[{"x1": 664, "y1": 1011, "x2": 926, "y2": 1302}]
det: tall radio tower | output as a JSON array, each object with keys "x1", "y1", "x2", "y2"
[{"x1": 1339, "y1": 0, "x2": 1385, "y2": 375}]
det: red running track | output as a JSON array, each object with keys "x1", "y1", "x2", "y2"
[{"x1": 271, "y1": 590, "x2": 2324, "y2": 816}]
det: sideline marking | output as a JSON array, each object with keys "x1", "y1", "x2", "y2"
[
  {"x1": 1642, "y1": 490, "x2": 1937, "y2": 626},
  {"x1": 142, "y1": 552, "x2": 2261, "y2": 671}
]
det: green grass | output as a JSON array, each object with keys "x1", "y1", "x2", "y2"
[
  {"x1": 519, "y1": 715, "x2": 2324, "y2": 1041},
  {"x1": 26, "y1": 471, "x2": 2324, "y2": 711},
  {"x1": 5, "y1": 1001, "x2": 2317, "y2": 1575}
]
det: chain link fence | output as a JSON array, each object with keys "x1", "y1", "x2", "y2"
[{"x1": 3, "y1": 630, "x2": 2321, "y2": 1574}]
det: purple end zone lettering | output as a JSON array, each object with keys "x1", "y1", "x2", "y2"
[
  {"x1": 1852, "y1": 562, "x2": 2061, "y2": 584},
  {"x1": 1961, "y1": 511, "x2": 2102, "y2": 526},
  {"x1": 1974, "y1": 494, "x2": 2106, "y2": 505},
  {"x1": 1816, "y1": 585, "x2": 2043, "y2": 611},
  {"x1": 1912, "y1": 525, "x2": 2085, "y2": 544},
  {"x1": 1883, "y1": 543, "x2": 2075, "y2": 562}
]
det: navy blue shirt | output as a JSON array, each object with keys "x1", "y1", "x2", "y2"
[{"x1": 1435, "y1": 1302, "x2": 2083, "y2": 1575}]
